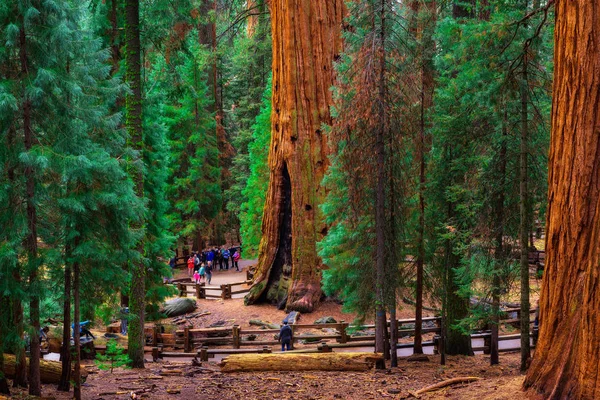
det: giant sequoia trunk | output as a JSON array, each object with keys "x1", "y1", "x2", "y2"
[
  {"x1": 244, "y1": 0, "x2": 344, "y2": 312},
  {"x1": 523, "y1": 1, "x2": 600, "y2": 398}
]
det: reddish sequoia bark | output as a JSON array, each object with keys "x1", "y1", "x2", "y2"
[
  {"x1": 523, "y1": 1, "x2": 600, "y2": 398},
  {"x1": 244, "y1": 0, "x2": 344, "y2": 312}
]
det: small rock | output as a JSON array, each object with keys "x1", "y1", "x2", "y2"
[{"x1": 388, "y1": 388, "x2": 401, "y2": 394}]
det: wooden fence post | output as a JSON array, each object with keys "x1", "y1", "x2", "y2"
[
  {"x1": 200, "y1": 346, "x2": 208, "y2": 361},
  {"x1": 232, "y1": 325, "x2": 240, "y2": 349},
  {"x1": 152, "y1": 347, "x2": 159, "y2": 362},
  {"x1": 483, "y1": 334, "x2": 491, "y2": 355},
  {"x1": 178, "y1": 283, "x2": 184, "y2": 297},
  {"x1": 318, "y1": 342, "x2": 332, "y2": 353},
  {"x1": 184, "y1": 326, "x2": 191, "y2": 353},
  {"x1": 339, "y1": 321, "x2": 348, "y2": 344},
  {"x1": 195, "y1": 283, "x2": 202, "y2": 299},
  {"x1": 152, "y1": 326, "x2": 159, "y2": 347},
  {"x1": 226, "y1": 284, "x2": 232, "y2": 299},
  {"x1": 290, "y1": 325, "x2": 296, "y2": 350},
  {"x1": 220, "y1": 284, "x2": 227, "y2": 300}
]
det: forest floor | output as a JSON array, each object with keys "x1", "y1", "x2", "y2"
[
  {"x1": 16, "y1": 257, "x2": 545, "y2": 399},
  {"x1": 7, "y1": 352, "x2": 540, "y2": 399}
]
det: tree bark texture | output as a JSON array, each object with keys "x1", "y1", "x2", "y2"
[
  {"x1": 125, "y1": 0, "x2": 146, "y2": 369},
  {"x1": 523, "y1": 1, "x2": 600, "y2": 398},
  {"x1": 244, "y1": 0, "x2": 344, "y2": 312}
]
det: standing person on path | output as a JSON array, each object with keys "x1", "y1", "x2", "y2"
[
  {"x1": 187, "y1": 255, "x2": 194, "y2": 277},
  {"x1": 206, "y1": 248, "x2": 215, "y2": 267},
  {"x1": 232, "y1": 249, "x2": 241, "y2": 272},
  {"x1": 199, "y1": 263, "x2": 206, "y2": 283},
  {"x1": 222, "y1": 247, "x2": 230, "y2": 270},
  {"x1": 279, "y1": 321, "x2": 293, "y2": 351},
  {"x1": 216, "y1": 247, "x2": 224, "y2": 270},
  {"x1": 205, "y1": 262, "x2": 213, "y2": 285}
]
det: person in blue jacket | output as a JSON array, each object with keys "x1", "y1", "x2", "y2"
[{"x1": 279, "y1": 321, "x2": 293, "y2": 352}]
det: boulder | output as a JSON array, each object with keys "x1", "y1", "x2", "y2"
[
  {"x1": 314, "y1": 316, "x2": 337, "y2": 324},
  {"x1": 161, "y1": 298, "x2": 197, "y2": 318}
]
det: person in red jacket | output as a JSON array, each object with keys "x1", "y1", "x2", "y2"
[{"x1": 187, "y1": 255, "x2": 194, "y2": 277}]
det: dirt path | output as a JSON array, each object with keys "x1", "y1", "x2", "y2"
[{"x1": 15, "y1": 353, "x2": 537, "y2": 400}]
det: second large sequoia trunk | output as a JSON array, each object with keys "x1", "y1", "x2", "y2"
[{"x1": 244, "y1": 0, "x2": 344, "y2": 312}]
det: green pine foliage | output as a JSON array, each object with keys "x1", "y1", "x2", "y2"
[
  {"x1": 428, "y1": 1, "x2": 552, "y2": 333},
  {"x1": 237, "y1": 81, "x2": 272, "y2": 258},
  {"x1": 95, "y1": 340, "x2": 131, "y2": 373}
]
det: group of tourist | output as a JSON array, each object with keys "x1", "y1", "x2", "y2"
[{"x1": 184, "y1": 246, "x2": 241, "y2": 285}]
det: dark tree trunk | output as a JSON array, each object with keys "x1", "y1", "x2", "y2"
[
  {"x1": 73, "y1": 260, "x2": 81, "y2": 400},
  {"x1": 444, "y1": 189, "x2": 473, "y2": 356},
  {"x1": 11, "y1": 271, "x2": 27, "y2": 388},
  {"x1": 19, "y1": 19, "x2": 41, "y2": 396},
  {"x1": 0, "y1": 297, "x2": 10, "y2": 395},
  {"x1": 125, "y1": 0, "x2": 146, "y2": 369},
  {"x1": 57, "y1": 259, "x2": 71, "y2": 391},
  {"x1": 108, "y1": 0, "x2": 120, "y2": 75},
  {"x1": 519, "y1": 51, "x2": 530, "y2": 372},
  {"x1": 452, "y1": 0, "x2": 475, "y2": 18},
  {"x1": 244, "y1": 0, "x2": 344, "y2": 312},
  {"x1": 373, "y1": 0, "x2": 389, "y2": 369},
  {"x1": 491, "y1": 107, "x2": 508, "y2": 366},
  {"x1": 523, "y1": 2, "x2": 600, "y2": 398},
  {"x1": 412, "y1": 0, "x2": 436, "y2": 356}
]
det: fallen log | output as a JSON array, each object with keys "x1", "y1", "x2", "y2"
[
  {"x1": 3, "y1": 354, "x2": 88, "y2": 384},
  {"x1": 414, "y1": 376, "x2": 481, "y2": 396},
  {"x1": 249, "y1": 319, "x2": 280, "y2": 329},
  {"x1": 220, "y1": 352, "x2": 383, "y2": 372}
]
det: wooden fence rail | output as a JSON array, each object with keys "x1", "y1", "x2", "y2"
[{"x1": 174, "y1": 280, "x2": 253, "y2": 300}]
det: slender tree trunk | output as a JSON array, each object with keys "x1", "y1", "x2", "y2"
[
  {"x1": 125, "y1": 0, "x2": 146, "y2": 369},
  {"x1": 19, "y1": 19, "x2": 41, "y2": 396},
  {"x1": 413, "y1": 0, "x2": 436, "y2": 355},
  {"x1": 73, "y1": 260, "x2": 81, "y2": 400},
  {"x1": 7, "y1": 121, "x2": 27, "y2": 388},
  {"x1": 245, "y1": 0, "x2": 344, "y2": 312},
  {"x1": 0, "y1": 297, "x2": 10, "y2": 395},
  {"x1": 11, "y1": 271, "x2": 27, "y2": 388},
  {"x1": 57, "y1": 257, "x2": 71, "y2": 391},
  {"x1": 373, "y1": 0, "x2": 389, "y2": 369},
  {"x1": 491, "y1": 107, "x2": 508, "y2": 366},
  {"x1": 519, "y1": 51, "x2": 530, "y2": 372},
  {"x1": 109, "y1": 0, "x2": 120, "y2": 75},
  {"x1": 443, "y1": 147, "x2": 473, "y2": 356},
  {"x1": 523, "y1": 1, "x2": 600, "y2": 397}
]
